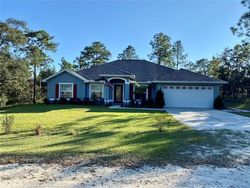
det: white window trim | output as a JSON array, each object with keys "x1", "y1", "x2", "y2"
[
  {"x1": 59, "y1": 83, "x2": 74, "y2": 98},
  {"x1": 89, "y1": 84, "x2": 104, "y2": 99}
]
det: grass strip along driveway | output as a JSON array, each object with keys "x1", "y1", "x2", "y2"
[{"x1": 0, "y1": 104, "x2": 249, "y2": 167}]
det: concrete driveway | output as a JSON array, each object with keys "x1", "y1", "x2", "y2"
[{"x1": 165, "y1": 108, "x2": 250, "y2": 131}]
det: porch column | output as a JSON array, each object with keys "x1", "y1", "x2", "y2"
[
  {"x1": 129, "y1": 83, "x2": 134, "y2": 101},
  {"x1": 104, "y1": 85, "x2": 109, "y2": 102},
  {"x1": 124, "y1": 82, "x2": 130, "y2": 102}
]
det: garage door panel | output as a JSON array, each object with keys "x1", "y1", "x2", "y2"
[{"x1": 163, "y1": 86, "x2": 214, "y2": 108}]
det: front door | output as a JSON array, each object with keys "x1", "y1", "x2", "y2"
[{"x1": 114, "y1": 85, "x2": 123, "y2": 103}]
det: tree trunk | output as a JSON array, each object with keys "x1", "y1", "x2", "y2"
[
  {"x1": 39, "y1": 67, "x2": 42, "y2": 90},
  {"x1": 33, "y1": 64, "x2": 36, "y2": 104}
]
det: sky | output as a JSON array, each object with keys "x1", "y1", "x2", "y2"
[{"x1": 0, "y1": 0, "x2": 246, "y2": 70}]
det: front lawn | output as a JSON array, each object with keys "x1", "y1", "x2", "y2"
[
  {"x1": 234, "y1": 112, "x2": 250, "y2": 117},
  {"x1": 0, "y1": 104, "x2": 239, "y2": 166},
  {"x1": 224, "y1": 98, "x2": 250, "y2": 110}
]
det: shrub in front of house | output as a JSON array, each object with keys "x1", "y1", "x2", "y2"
[
  {"x1": 43, "y1": 98, "x2": 49, "y2": 104},
  {"x1": 93, "y1": 98, "x2": 105, "y2": 105},
  {"x1": 214, "y1": 95, "x2": 225, "y2": 109},
  {"x1": 43, "y1": 98, "x2": 55, "y2": 104},
  {"x1": 82, "y1": 98, "x2": 91, "y2": 105},
  {"x1": 43, "y1": 98, "x2": 59, "y2": 104},
  {"x1": 1, "y1": 114, "x2": 15, "y2": 134},
  {"x1": 104, "y1": 101, "x2": 113, "y2": 106},
  {"x1": 69, "y1": 98, "x2": 81, "y2": 104},
  {"x1": 59, "y1": 97, "x2": 68, "y2": 104},
  {"x1": 155, "y1": 89, "x2": 165, "y2": 108}
]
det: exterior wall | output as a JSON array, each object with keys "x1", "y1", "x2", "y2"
[
  {"x1": 88, "y1": 82, "x2": 131, "y2": 102},
  {"x1": 104, "y1": 85, "x2": 109, "y2": 100},
  {"x1": 46, "y1": 71, "x2": 221, "y2": 104},
  {"x1": 151, "y1": 84, "x2": 158, "y2": 101},
  {"x1": 124, "y1": 83, "x2": 130, "y2": 101},
  {"x1": 213, "y1": 85, "x2": 221, "y2": 99},
  {"x1": 85, "y1": 83, "x2": 89, "y2": 98},
  {"x1": 109, "y1": 86, "x2": 113, "y2": 100},
  {"x1": 107, "y1": 78, "x2": 130, "y2": 102},
  {"x1": 47, "y1": 72, "x2": 86, "y2": 99}
]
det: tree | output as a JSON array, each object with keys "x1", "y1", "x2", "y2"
[
  {"x1": 0, "y1": 18, "x2": 31, "y2": 105},
  {"x1": 192, "y1": 58, "x2": 211, "y2": 76},
  {"x1": 75, "y1": 41, "x2": 111, "y2": 69},
  {"x1": 148, "y1": 32, "x2": 174, "y2": 67},
  {"x1": 208, "y1": 57, "x2": 224, "y2": 79},
  {"x1": 172, "y1": 40, "x2": 187, "y2": 69},
  {"x1": 229, "y1": 0, "x2": 250, "y2": 97},
  {"x1": 219, "y1": 42, "x2": 250, "y2": 97},
  {"x1": 0, "y1": 18, "x2": 57, "y2": 104},
  {"x1": 38, "y1": 65, "x2": 56, "y2": 82},
  {"x1": 231, "y1": 0, "x2": 250, "y2": 39},
  {"x1": 0, "y1": 52, "x2": 32, "y2": 104},
  {"x1": 25, "y1": 30, "x2": 57, "y2": 104},
  {"x1": 117, "y1": 45, "x2": 139, "y2": 60},
  {"x1": 184, "y1": 61, "x2": 195, "y2": 71},
  {"x1": 0, "y1": 18, "x2": 27, "y2": 52},
  {"x1": 60, "y1": 57, "x2": 74, "y2": 70},
  {"x1": 38, "y1": 65, "x2": 56, "y2": 99}
]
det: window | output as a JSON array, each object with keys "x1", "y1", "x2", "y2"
[
  {"x1": 60, "y1": 83, "x2": 73, "y2": 98},
  {"x1": 90, "y1": 84, "x2": 103, "y2": 99},
  {"x1": 169, "y1": 86, "x2": 174, "y2": 89},
  {"x1": 175, "y1": 86, "x2": 180, "y2": 89},
  {"x1": 188, "y1": 86, "x2": 193, "y2": 89},
  {"x1": 207, "y1": 86, "x2": 212, "y2": 90},
  {"x1": 182, "y1": 86, "x2": 187, "y2": 89},
  {"x1": 195, "y1": 86, "x2": 199, "y2": 90},
  {"x1": 201, "y1": 86, "x2": 206, "y2": 90}
]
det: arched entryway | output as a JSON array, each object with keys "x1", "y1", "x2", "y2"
[{"x1": 108, "y1": 78, "x2": 126, "y2": 103}]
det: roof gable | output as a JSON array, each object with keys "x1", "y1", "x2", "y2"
[{"x1": 42, "y1": 69, "x2": 89, "y2": 82}]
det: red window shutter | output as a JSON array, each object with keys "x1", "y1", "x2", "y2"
[
  {"x1": 73, "y1": 84, "x2": 77, "y2": 98},
  {"x1": 55, "y1": 84, "x2": 59, "y2": 98}
]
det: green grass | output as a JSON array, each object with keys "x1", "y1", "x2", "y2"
[
  {"x1": 0, "y1": 104, "x2": 211, "y2": 165},
  {"x1": 234, "y1": 112, "x2": 250, "y2": 117},
  {"x1": 224, "y1": 98, "x2": 250, "y2": 110}
]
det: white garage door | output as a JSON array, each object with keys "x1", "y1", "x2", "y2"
[{"x1": 162, "y1": 85, "x2": 214, "y2": 108}]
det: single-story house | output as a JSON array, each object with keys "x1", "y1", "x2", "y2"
[{"x1": 43, "y1": 60, "x2": 227, "y2": 108}]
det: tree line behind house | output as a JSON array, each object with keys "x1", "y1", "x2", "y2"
[{"x1": 0, "y1": 0, "x2": 249, "y2": 107}]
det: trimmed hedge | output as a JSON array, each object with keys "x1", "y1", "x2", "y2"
[{"x1": 43, "y1": 98, "x2": 104, "y2": 105}]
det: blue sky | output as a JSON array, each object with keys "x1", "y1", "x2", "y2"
[{"x1": 0, "y1": 0, "x2": 245, "y2": 70}]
